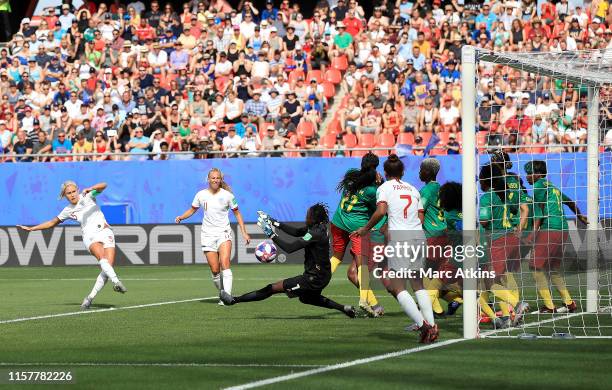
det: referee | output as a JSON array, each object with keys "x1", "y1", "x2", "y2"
[{"x1": 220, "y1": 203, "x2": 356, "y2": 318}]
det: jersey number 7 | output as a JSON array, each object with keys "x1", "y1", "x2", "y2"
[{"x1": 400, "y1": 195, "x2": 412, "y2": 219}]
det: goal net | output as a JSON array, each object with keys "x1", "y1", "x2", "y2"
[{"x1": 460, "y1": 47, "x2": 612, "y2": 339}]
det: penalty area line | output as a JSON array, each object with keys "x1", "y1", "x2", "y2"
[{"x1": 0, "y1": 296, "x2": 218, "y2": 325}]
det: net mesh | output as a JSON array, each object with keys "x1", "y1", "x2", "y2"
[{"x1": 470, "y1": 48, "x2": 612, "y2": 338}]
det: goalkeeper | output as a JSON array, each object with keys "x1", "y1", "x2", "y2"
[{"x1": 220, "y1": 203, "x2": 356, "y2": 318}]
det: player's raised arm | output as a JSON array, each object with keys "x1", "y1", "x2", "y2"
[
  {"x1": 82, "y1": 182, "x2": 107, "y2": 196},
  {"x1": 258, "y1": 211, "x2": 307, "y2": 237},
  {"x1": 17, "y1": 217, "x2": 62, "y2": 232}
]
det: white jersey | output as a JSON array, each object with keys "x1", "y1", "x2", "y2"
[
  {"x1": 191, "y1": 188, "x2": 238, "y2": 234},
  {"x1": 376, "y1": 179, "x2": 424, "y2": 232},
  {"x1": 57, "y1": 192, "x2": 109, "y2": 237}
]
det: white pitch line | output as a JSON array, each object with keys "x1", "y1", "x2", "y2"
[
  {"x1": 0, "y1": 362, "x2": 324, "y2": 368},
  {"x1": 224, "y1": 307, "x2": 612, "y2": 390},
  {"x1": 0, "y1": 296, "x2": 217, "y2": 325}
]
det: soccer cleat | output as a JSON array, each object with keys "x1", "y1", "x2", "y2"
[
  {"x1": 405, "y1": 323, "x2": 420, "y2": 332},
  {"x1": 428, "y1": 324, "x2": 440, "y2": 343},
  {"x1": 80, "y1": 297, "x2": 92, "y2": 310},
  {"x1": 359, "y1": 301, "x2": 378, "y2": 317},
  {"x1": 447, "y1": 301, "x2": 462, "y2": 316},
  {"x1": 494, "y1": 316, "x2": 511, "y2": 329},
  {"x1": 418, "y1": 322, "x2": 434, "y2": 343},
  {"x1": 113, "y1": 281, "x2": 127, "y2": 294},
  {"x1": 536, "y1": 306, "x2": 557, "y2": 314},
  {"x1": 512, "y1": 301, "x2": 530, "y2": 327},
  {"x1": 372, "y1": 304, "x2": 385, "y2": 317},
  {"x1": 343, "y1": 305, "x2": 357, "y2": 318},
  {"x1": 218, "y1": 300, "x2": 225, "y2": 306},
  {"x1": 563, "y1": 301, "x2": 577, "y2": 313},
  {"x1": 219, "y1": 290, "x2": 235, "y2": 306}
]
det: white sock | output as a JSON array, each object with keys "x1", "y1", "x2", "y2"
[
  {"x1": 396, "y1": 290, "x2": 424, "y2": 327},
  {"x1": 415, "y1": 289, "x2": 435, "y2": 325},
  {"x1": 87, "y1": 272, "x2": 108, "y2": 301},
  {"x1": 99, "y1": 259, "x2": 119, "y2": 284},
  {"x1": 221, "y1": 269, "x2": 233, "y2": 294},
  {"x1": 212, "y1": 273, "x2": 221, "y2": 291}
]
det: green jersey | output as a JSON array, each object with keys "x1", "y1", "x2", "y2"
[
  {"x1": 444, "y1": 209, "x2": 462, "y2": 232},
  {"x1": 479, "y1": 190, "x2": 516, "y2": 240},
  {"x1": 533, "y1": 178, "x2": 570, "y2": 231},
  {"x1": 420, "y1": 181, "x2": 447, "y2": 238},
  {"x1": 331, "y1": 183, "x2": 378, "y2": 233}
]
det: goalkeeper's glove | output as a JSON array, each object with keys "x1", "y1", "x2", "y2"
[
  {"x1": 257, "y1": 218, "x2": 277, "y2": 239},
  {"x1": 257, "y1": 210, "x2": 280, "y2": 227}
]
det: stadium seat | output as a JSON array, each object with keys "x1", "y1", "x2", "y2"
[
  {"x1": 377, "y1": 133, "x2": 395, "y2": 148},
  {"x1": 322, "y1": 82, "x2": 336, "y2": 99},
  {"x1": 359, "y1": 133, "x2": 376, "y2": 148},
  {"x1": 420, "y1": 132, "x2": 432, "y2": 146},
  {"x1": 351, "y1": 149, "x2": 368, "y2": 158},
  {"x1": 331, "y1": 55, "x2": 348, "y2": 71},
  {"x1": 321, "y1": 134, "x2": 337, "y2": 157},
  {"x1": 373, "y1": 145, "x2": 390, "y2": 157},
  {"x1": 324, "y1": 69, "x2": 342, "y2": 84},
  {"x1": 297, "y1": 121, "x2": 315, "y2": 139},
  {"x1": 288, "y1": 69, "x2": 305, "y2": 84},
  {"x1": 397, "y1": 132, "x2": 415, "y2": 145},
  {"x1": 437, "y1": 132, "x2": 450, "y2": 145},
  {"x1": 326, "y1": 119, "x2": 342, "y2": 136},
  {"x1": 343, "y1": 133, "x2": 357, "y2": 148},
  {"x1": 307, "y1": 70, "x2": 323, "y2": 84}
]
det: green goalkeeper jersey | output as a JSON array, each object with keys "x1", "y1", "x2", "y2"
[
  {"x1": 420, "y1": 181, "x2": 447, "y2": 238},
  {"x1": 533, "y1": 178, "x2": 570, "y2": 231},
  {"x1": 331, "y1": 184, "x2": 378, "y2": 233}
]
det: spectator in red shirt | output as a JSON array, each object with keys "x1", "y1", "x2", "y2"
[
  {"x1": 135, "y1": 18, "x2": 156, "y2": 44},
  {"x1": 343, "y1": 9, "x2": 362, "y2": 37}
]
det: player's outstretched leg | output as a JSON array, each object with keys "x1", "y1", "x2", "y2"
[
  {"x1": 220, "y1": 280, "x2": 286, "y2": 306},
  {"x1": 299, "y1": 293, "x2": 356, "y2": 318},
  {"x1": 81, "y1": 272, "x2": 108, "y2": 310}
]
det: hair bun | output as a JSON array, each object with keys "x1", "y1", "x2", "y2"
[{"x1": 388, "y1": 154, "x2": 399, "y2": 162}]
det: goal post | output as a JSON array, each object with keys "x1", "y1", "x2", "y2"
[{"x1": 461, "y1": 47, "x2": 611, "y2": 339}]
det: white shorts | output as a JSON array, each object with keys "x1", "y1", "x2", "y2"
[
  {"x1": 201, "y1": 229, "x2": 233, "y2": 252},
  {"x1": 387, "y1": 238, "x2": 426, "y2": 273},
  {"x1": 84, "y1": 228, "x2": 115, "y2": 250}
]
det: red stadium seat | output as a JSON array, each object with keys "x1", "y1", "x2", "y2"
[
  {"x1": 322, "y1": 82, "x2": 336, "y2": 99},
  {"x1": 437, "y1": 132, "x2": 450, "y2": 144},
  {"x1": 351, "y1": 150, "x2": 368, "y2": 158},
  {"x1": 331, "y1": 55, "x2": 348, "y2": 71},
  {"x1": 420, "y1": 132, "x2": 432, "y2": 146},
  {"x1": 324, "y1": 69, "x2": 342, "y2": 84},
  {"x1": 326, "y1": 119, "x2": 342, "y2": 136},
  {"x1": 397, "y1": 132, "x2": 415, "y2": 145},
  {"x1": 297, "y1": 121, "x2": 315, "y2": 139},
  {"x1": 321, "y1": 134, "x2": 337, "y2": 157},
  {"x1": 307, "y1": 70, "x2": 323, "y2": 84},
  {"x1": 373, "y1": 145, "x2": 390, "y2": 157},
  {"x1": 288, "y1": 69, "x2": 305, "y2": 84},
  {"x1": 377, "y1": 133, "x2": 395, "y2": 147},
  {"x1": 343, "y1": 133, "x2": 357, "y2": 148},
  {"x1": 359, "y1": 133, "x2": 375, "y2": 148}
]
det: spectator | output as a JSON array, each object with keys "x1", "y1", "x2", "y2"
[
  {"x1": 73, "y1": 131, "x2": 94, "y2": 161},
  {"x1": 235, "y1": 114, "x2": 257, "y2": 138},
  {"x1": 32, "y1": 130, "x2": 52, "y2": 162},
  {"x1": 51, "y1": 131, "x2": 72, "y2": 161},
  {"x1": 261, "y1": 125, "x2": 283, "y2": 156},
  {"x1": 444, "y1": 133, "x2": 461, "y2": 155},
  {"x1": 241, "y1": 126, "x2": 261, "y2": 157},
  {"x1": 126, "y1": 127, "x2": 150, "y2": 160},
  {"x1": 222, "y1": 127, "x2": 242, "y2": 157},
  {"x1": 439, "y1": 96, "x2": 460, "y2": 133},
  {"x1": 11, "y1": 130, "x2": 33, "y2": 162}
]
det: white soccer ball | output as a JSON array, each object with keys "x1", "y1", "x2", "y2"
[{"x1": 255, "y1": 240, "x2": 278, "y2": 263}]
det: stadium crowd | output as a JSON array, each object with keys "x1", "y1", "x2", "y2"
[{"x1": 0, "y1": 0, "x2": 611, "y2": 161}]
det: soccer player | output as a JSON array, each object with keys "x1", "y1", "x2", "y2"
[
  {"x1": 478, "y1": 164, "x2": 529, "y2": 329},
  {"x1": 18, "y1": 181, "x2": 127, "y2": 310},
  {"x1": 330, "y1": 152, "x2": 384, "y2": 316},
  {"x1": 525, "y1": 160, "x2": 587, "y2": 313},
  {"x1": 355, "y1": 154, "x2": 439, "y2": 343},
  {"x1": 219, "y1": 204, "x2": 356, "y2": 318},
  {"x1": 175, "y1": 168, "x2": 250, "y2": 305},
  {"x1": 437, "y1": 181, "x2": 464, "y2": 316},
  {"x1": 418, "y1": 158, "x2": 451, "y2": 318},
  {"x1": 490, "y1": 150, "x2": 530, "y2": 319}
]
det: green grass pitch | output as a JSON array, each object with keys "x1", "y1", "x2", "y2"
[{"x1": 0, "y1": 264, "x2": 611, "y2": 389}]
